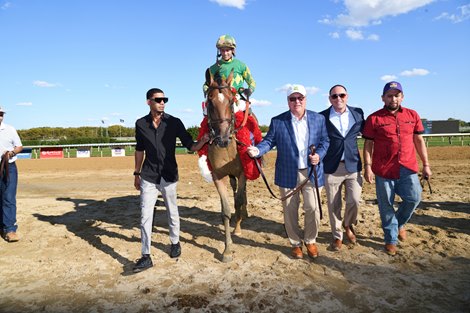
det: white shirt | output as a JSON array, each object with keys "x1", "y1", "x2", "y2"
[
  {"x1": 329, "y1": 106, "x2": 354, "y2": 161},
  {"x1": 291, "y1": 112, "x2": 309, "y2": 169},
  {"x1": 0, "y1": 122, "x2": 22, "y2": 163}
]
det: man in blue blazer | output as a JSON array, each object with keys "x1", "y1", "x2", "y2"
[
  {"x1": 248, "y1": 84, "x2": 329, "y2": 259},
  {"x1": 320, "y1": 84, "x2": 364, "y2": 251}
]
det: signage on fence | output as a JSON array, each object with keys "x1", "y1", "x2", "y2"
[
  {"x1": 77, "y1": 149, "x2": 91, "y2": 158},
  {"x1": 111, "y1": 147, "x2": 125, "y2": 157},
  {"x1": 17, "y1": 148, "x2": 32, "y2": 159},
  {"x1": 40, "y1": 147, "x2": 64, "y2": 159},
  {"x1": 422, "y1": 120, "x2": 459, "y2": 134}
]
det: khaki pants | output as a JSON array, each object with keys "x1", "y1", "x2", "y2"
[
  {"x1": 324, "y1": 162, "x2": 363, "y2": 240},
  {"x1": 280, "y1": 168, "x2": 321, "y2": 246}
]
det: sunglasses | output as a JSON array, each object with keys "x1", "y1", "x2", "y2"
[
  {"x1": 151, "y1": 97, "x2": 168, "y2": 103},
  {"x1": 289, "y1": 96, "x2": 305, "y2": 102},
  {"x1": 0, "y1": 113, "x2": 4, "y2": 116},
  {"x1": 330, "y1": 93, "x2": 347, "y2": 100}
]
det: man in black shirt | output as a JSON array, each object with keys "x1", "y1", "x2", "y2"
[{"x1": 133, "y1": 88, "x2": 208, "y2": 273}]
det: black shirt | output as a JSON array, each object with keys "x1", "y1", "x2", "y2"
[{"x1": 135, "y1": 112, "x2": 194, "y2": 184}]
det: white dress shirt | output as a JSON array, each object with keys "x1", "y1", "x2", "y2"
[
  {"x1": 329, "y1": 106, "x2": 354, "y2": 161},
  {"x1": 291, "y1": 112, "x2": 309, "y2": 169}
]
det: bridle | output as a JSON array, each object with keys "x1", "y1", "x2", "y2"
[{"x1": 206, "y1": 84, "x2": 236, "y2": 147}]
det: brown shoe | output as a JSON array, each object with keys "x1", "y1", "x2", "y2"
[
  {"x1": 398, "y1": 227, "x2": 407, "y2": 241},
  {"x1": 5, "y1": 232, "x2": 19, "y2": 242},
  {"x1": 385, "y1": 244, "x2": 397, "y2": 256},
  {"x1": 305, "y1": 243, "x2": 318, "y2": 259},
  {"x1": 345, "y1": 226, "x2": 357, "y2": 244},
  {"x1": 291, "y1": 246, "x2": 303, "y2": 259},
  {"x1": 330, "y1": 239, "x2": 342, "y2": 251}
]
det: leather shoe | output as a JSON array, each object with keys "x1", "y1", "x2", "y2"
[
  {"x1": 170, "y1": 242, "x2": 181, "y2": 258},
  {"x1": 345, "y1": 226, "x2": 357, "y2": 244},
  {"x1": 305, "y1": 243, "x2": 318, "y2": 259},
  {"x1": 133, "y1": 255, "x2": 153, "y2": 273},
  {"x1": 291, "y1": 246, "x2": 303, "y2": 259},
  {"x1": 4, "y1": 232, "x2": 19, "y2": 242},
  {"x1": 385, "y1": 244, "x2": 397, "y2": 256},
  {"x1": 398, "y1": 227, "x2": 407, "y2": 241},
  {"x1": 330, "y1": 239, "x2": 342, "y2": 251}
]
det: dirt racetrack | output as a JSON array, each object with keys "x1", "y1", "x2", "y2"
[{"x1": 1, "y1": 146, "x2": 469, "y2": 312}]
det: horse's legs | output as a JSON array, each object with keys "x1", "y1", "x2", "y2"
[
  {"x1": 213, "y1": 178, "x2": 233, "y2": 263},
  {"x1": 233, "y1": 174, "x2": 247, "y2": 236}
]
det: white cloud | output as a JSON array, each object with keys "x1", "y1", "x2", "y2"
[
  {"x1": 329, "y1": 32, "x2": 340, "y2": 39},
  {"x1": 318, "y1": 17, "x2": 334, "y2": 25},
  {"x1": 33, "y1": 80, "x2": 59, "y2": 88},
  {"x1": 327, "y1": 0, "x2": 435, "y2": 27},
  {"x1": 344, "y1": 29, "x2": 379, "y2": 41},
  {"x1": 250, "y1": 99, "x2": 272, "y2": 107},
  {"x1": 400, "y1": 68, "x2": 430, "y2": 77},
  {"x1": 435, "y1": 4, "x2": 470, "y2": 23},
  {"x1": 305, "y1": 86, "x2": 321, "y2": 95},
  {"x1": 1, "y1": 2, "x2": 11, "y2": 10},
  {"x1": 346, "y1": 29, "x2": 364, "y2": 40},
  {"x1": 209, "y1": 0, "x2": 246, "y2": 10},
  {"x1": 381, "y1": 75, "x2": 398, "y2": 82},
  {"x1": 277, "y1": 84, "x2": 320, "y2": 95},
  {"x1": 16, "y1": 102, "x2": 33, "y2": 106}
]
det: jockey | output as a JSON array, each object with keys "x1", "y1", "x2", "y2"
[
  {"x1": 197, "y1": 34, "x2": 262, "y2": 182},
  {"x1": 203, "y1": 34, "x2": 255, "y2": 112}
]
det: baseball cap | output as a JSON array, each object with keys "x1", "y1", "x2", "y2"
[
  {"x1": 287, "y1": 84, "x2": 307, "y2": 97},
  {"x1": 0, "y1": 106, "x2": 5, "y2": 113},
  {"x1": 383, "y1": 81, "x2": 403, "y2": 95}
]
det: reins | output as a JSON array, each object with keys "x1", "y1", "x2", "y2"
[
  {"x1": 0, "y1": 152, "x2": 9, "y2": 182},
  {"x1": 250, "y1": 145, "x2": 323, "y2": 219},
  {"x1": 253, "y1": 157, "x2": 313, "y2": 201}
]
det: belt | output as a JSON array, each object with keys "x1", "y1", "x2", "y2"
[{"x1": 339, "y1": 160, "x2": 345, "y2": 163}]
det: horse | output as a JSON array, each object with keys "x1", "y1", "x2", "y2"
[{"x1": 205, "y1": 69, "x2": 248, "y2": 263}]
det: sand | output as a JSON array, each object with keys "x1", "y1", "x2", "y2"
[{"x1": 1, "y1": 146, "x2": 469, "y2": 312}]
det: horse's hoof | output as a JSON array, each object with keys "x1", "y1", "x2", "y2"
[
  {"x1": 222, "y1": 255, "x2": 233, "y2": 263},
  {"x1": 233, "y1": 230, "x2": 242, "y2": 236}
]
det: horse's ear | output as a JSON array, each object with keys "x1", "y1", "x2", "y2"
[
  {"x1": 227, "y1": 68, "x2": 234, "y2": 85},
  {"x1": 205, "y1": 68, "x2": 213, "y2": 85}
]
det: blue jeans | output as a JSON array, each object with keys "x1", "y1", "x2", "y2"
[
  {"x1": 375, "y1": 166, "x2": 422, "y2": 245},
  {"x1": 1, "y1": 162, "x2": 18, "y2": 233}
]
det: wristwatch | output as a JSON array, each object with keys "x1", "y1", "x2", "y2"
[{"x1": 133, "y1": 171, "x2": 141, "y2": 176}]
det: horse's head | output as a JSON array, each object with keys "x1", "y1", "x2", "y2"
[{"x1": 206, "y1": 69, "x2": 236, "y2": 148}]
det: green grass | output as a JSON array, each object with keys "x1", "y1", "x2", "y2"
[
  {"x1": 26, "y1": 146, "x2": 190, "y2": 159},
  {"x1": 356, "y1": 136, "x2": 470, "y2": 148}
]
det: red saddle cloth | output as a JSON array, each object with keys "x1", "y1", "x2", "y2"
[{"x1": 197, "y1": 111, "x2": 262, "y2": 180}]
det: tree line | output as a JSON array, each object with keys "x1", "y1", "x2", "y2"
[
  {"x1": 18, "y1": 118, "x2": 467, "y2": 146},
  {"x1": 17, "y1": 124, "x2": 270, "y2": 146}
]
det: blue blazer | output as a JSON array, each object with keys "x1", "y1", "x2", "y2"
[
  {"x1": 256, "y1": 110, "x2": 330, "y2": 189},
  {"x1": 319, "y1": 105, "x2": 364, "y2": 174}
]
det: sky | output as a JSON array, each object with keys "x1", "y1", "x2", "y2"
[{"x1": 1, "y1": 0, "x2": 469, "y2": 131}]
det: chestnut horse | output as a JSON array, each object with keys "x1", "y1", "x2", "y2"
[{"x1": 206, "y1": 69, "x2": 247, "y2": 262}]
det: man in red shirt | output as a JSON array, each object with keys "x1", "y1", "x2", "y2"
[{"x1": 362, "y1": 81, "x2": 432, "y2": 256}]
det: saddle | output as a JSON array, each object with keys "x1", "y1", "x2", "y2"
[{"x1": 197, "y1": 111, "x2": 262, "y2": 181}]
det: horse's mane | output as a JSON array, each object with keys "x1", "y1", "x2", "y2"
[{"x1": 213, "y1": 70, "x2": 224, "y2": 87}]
